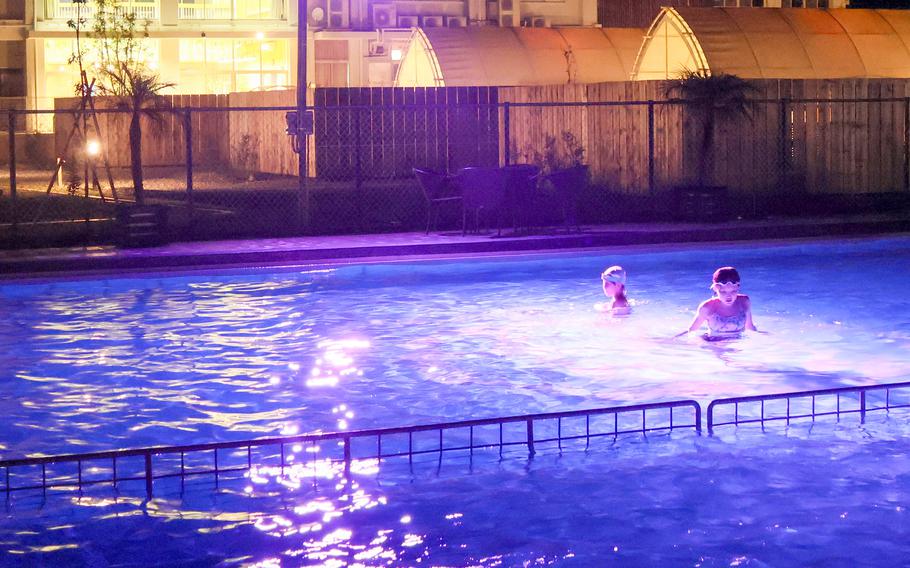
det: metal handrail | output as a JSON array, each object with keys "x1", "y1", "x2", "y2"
[
  {"x1": 707, "y1": 380, "x2": 910, "y2": 432},
  {"x1": 1, "y1": 399, "x2": 701, "y2": 498},
  {"x1": 6, "y1": 96, "x2": 910, "y2": 117}
]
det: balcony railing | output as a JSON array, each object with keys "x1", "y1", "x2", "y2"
[
  {"x1": 178, "y1": 2, "x2": 232, "y2": 19},
  {"x1": 53, "y1": 1, "x2": 160, "y2": 21}
]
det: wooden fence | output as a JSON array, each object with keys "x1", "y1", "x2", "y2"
[
  {"x1": 53, "y1": 94, "x2": 231, "y2": 169},
  {"x1": 48, "y1": 79, "x2": 910, "y2": 196},
  {"x1": 500, "y1": 78, "x2": 910, "y2": 196},
  {"x1": 311, "y1": 86, "x2": 500, "y2": 180},
  {"x1": 228, "y1": 90, "x2": 301, "y2": 177}
]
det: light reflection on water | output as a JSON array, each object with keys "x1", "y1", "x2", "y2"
[
  {"x1": 2, "y1": 237, "x2": 909, "y2": 458},
  {"x1": 1, "y1": 237, "x2": 910, "y2": 565}
]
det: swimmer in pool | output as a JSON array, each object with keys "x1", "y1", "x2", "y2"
[
  {"x1": 597, "y1": 265, "x2": 631, "y2": 315},
  {"x1": 677, "y1": 266, "x2": 758, "y2": 340}
]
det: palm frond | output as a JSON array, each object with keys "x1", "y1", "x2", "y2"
[{"x1": 663, "y1": 68, "x2": 759, "y2": 122}]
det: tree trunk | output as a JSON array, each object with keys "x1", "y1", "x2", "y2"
[
  {"x1": 697, "y1": 106, "x2": 715, "y2": 189},
  {"x1": 129, "y1": 109, "x2": 144, "y2": 205}
]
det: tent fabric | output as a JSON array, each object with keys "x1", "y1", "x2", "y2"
[
  {"x1": 632, "y1": 8, "x2": 910, "y2": 80},
  {"x1": 394, "y1": 27, "x2": 644, "y2": 87}
]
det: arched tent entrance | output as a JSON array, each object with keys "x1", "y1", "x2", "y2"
[
  {"x1": 395, "y1": 27, "x2": 645, "y2": 87},
  {"x1": 632, "y1": 8, "x2": 910, "y2": 80}
]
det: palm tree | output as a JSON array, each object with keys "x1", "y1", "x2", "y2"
[
  {"x1": 664, "y1": 69, "x2": 758, "y2": 189},
  {"x1": 96, "y1": 63, "x2": 173, "y2": 205},
  {"x1": 90, "y1": 0, "x2": 174, "y2": 205}
]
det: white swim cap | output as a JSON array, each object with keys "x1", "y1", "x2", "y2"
[{"x1": 601, "y1": 265, "x2": 626, "y2": 285}]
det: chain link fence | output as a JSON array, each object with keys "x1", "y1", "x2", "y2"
[{"x1": 2, "y1": 91, "x2": 909, "y2": 249}]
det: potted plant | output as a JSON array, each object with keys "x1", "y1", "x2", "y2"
[
  {"x1": 513, "y1": 131, "x2": 588, "y2": 231},
  {"x1": 664, "y1": 69, "x2": 757, "y2": 221},
  {"x1": 234, "y1": 133, "x2": 259, "y2": 182},
  {"x1": 514, "y1": 130, "x2": 585, "y2": 175}
]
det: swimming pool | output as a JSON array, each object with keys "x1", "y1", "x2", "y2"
[{"x1": 2, "y1": 236, "x2": 910, "y2": 565}]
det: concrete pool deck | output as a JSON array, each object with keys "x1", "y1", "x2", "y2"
[{"x1": 2, "y1": 212, "x2": 909, "y2": 277}]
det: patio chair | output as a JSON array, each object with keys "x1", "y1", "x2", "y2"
[
  {"x1": 545, "y1": 164, "x2": 589, "y2": 233},
  {"x1": 453, "y1": 166, "x2": 506, "y2": 236},
  {"x1": 501, "y1": 164, "x2": 541, "y2": 234},
  {"x1": 413, "y1": 167, "x2": 462, "y2": 234}
]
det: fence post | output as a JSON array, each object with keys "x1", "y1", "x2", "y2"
[
  {"x1": 298, "y1": 108, "x2": 311, "y2": 234},
  {"x1": 503, "y1": 102, "x2": 511, "y2": 166},
  {"x1": 647, "y1": 100, "x2": 655, "y2": 196},
  {"x1": 7, "y1": 110, "x2": 16, "y2": 233},
  {"x1": 144, "y1": 452, "x2": 153, "y2": 498},
  {"x1": 904, "y1": 97, "x2": 909, "y2": 193},
  {"x1": 779, "y1": 98, "x2": 789, "y2": 188},
  {"x1": 343, "y1": 437, "x2": 352, "y2": 475},
  {"x1": 183, "y1": 109, "x2": 194, "y2": 219},
  {"x1": 860, "y1": 390, "x2": 867, "y2": 424},
  {"x1": 355, "y1": 106, "x2": 363, "y2": 230},
  {"x1": 526, "y1": 418, "x2": 535, "y2": 456}
]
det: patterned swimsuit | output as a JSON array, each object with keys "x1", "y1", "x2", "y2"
[{"x1": 705, "y1": 309, "x2": 746, "y2": 340}]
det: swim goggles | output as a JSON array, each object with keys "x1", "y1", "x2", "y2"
[
  {"x1": 601, "y1": 273, "x2": 625, "y2": 284},
  {"x1": 710, "y1": 281, "x2": 740, "y2": 289}
]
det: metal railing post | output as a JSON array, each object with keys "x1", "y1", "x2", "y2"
[
  {"x1": 526, "y1": 418, "x2": 535, "y2": 456},
  {"x1": 647, "y1": 100, "x2": 655, "y2": 195},
  {"x1": 503, "y1": 102, "x2": 511, "y2": 166},
  {"x1": 144, "y1": 452, "x2": 153, "y2": 498},
  {"x1": 297, "y1": 104, "x2": 311, "y2": 234},
  {"x1": 860, "y1": 390, "x2": 867, "y2": 424},
  {"x1": 355, "y1": 106, "x2": 363, "y2": 230},
  {"x1": 779, "y1": 98, "x2": 789, "y2": 188},
  {"x1": 904, "y1": 97, "x2": 909, "y2": 193},
  {"x1": 343, "y1": 437, "x2": 351, "y2": 475},
  {"x1": 183, "y1": 109, "x2": 194, "y2": 219},
  {"x1": 7, "y1": 110, "x2": 17, "y2": 232}
]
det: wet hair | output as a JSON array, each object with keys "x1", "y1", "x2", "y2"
[{"x1": 712, "y1": 266, "x2": 741, "y2": 285}]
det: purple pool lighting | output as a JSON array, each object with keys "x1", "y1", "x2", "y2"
[{"x1": 0, "y1": 235, "x2": 909, "y2": 566}]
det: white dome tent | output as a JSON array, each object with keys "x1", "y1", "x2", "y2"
[
  {"x1": 394, "y1": 26, "x2": 645, "y2": 87},
  {"x1": 632, "y1": 7, "x2": 910, "y2": 80}
]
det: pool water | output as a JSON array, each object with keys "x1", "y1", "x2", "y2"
[{"x1": 1, "y1": 235, "x2": 910, "y2": 566}]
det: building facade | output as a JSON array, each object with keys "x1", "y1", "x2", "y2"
[
  {"x1": 1, "y1": 0, "x2": 853, "y2": 133},
  {"x1": 1, "y1": 0, "x2": 594, "y2": 132}
]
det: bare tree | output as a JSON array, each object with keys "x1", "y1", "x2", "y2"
[{"x1": 89, "y1": 0, "x2": 174, "y2": 205}]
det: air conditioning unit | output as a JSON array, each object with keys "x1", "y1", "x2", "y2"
[
  {"x1": 371, "y1": 3, "x2": 396, "y2": 28},
  {"x1": 327, "y1": 0, "x2": 349, "y2": 28},
  {"x1": 368, "y1": 42, "x2": 386, "y2": 56},
  {"x1": 397, "y1": 14, "x2": 419, "y2": 27},
  {"x1": 420, "y1": 15, "x2": 444, "y2": 28},
  {"x1": 446, "y1": 15, "x2": 468, "y2": 27},
  {"x1": 308, "y1": 0, "x2": 327, "y2": 29},
  {"x1": 532, "y1": 16, "x2": 549, "y2": 27}
]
